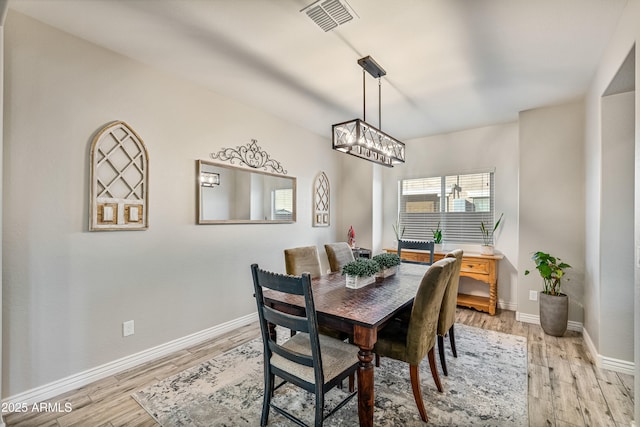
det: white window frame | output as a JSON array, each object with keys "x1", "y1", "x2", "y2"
[
  {"x1": 272, "y1": 188, "x2": 293, "y2": 221},
  {"x1": 397, "y1": 171, "x2": 495, "y2": 244}
]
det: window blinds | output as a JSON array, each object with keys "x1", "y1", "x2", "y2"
[
  {"x1": 398, "y1": 172, "x2": 495, "y2": 243},
  {"x1": 273, "y1": 188, "x2": 293, "y2": 220}
]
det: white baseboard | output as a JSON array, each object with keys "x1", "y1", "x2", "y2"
[
  {"x1": 2, "y1": 312, "x2": 258, "y2": 406},
  {"x1": 515, "y1": 311, "x2": 583, "y2": 332},
  {"x1": 601, "y1": 357, "x2": 635, "y2": 375},
  {"x1": 583, "y1": 327, "x2": 635, "y2": 375},
  {"x1": 498, "y1": 300, "x2": 517, "y2": 311}
]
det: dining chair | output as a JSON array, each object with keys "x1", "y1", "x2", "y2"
[
  {"x1": 285, "y1": 245, "x2": 349, "y2": 343},
  {"x1": 373, "y1": 257, "x2": 456, "y2": 423},
  {"x1": 251, "y1": 264, "x2": 359, "y2": 427},
  {"x1": 324, "y1": 242, "x2": 355, "y2": 272},
  {"x1": 284, "y1": 246, "x2": 322, "y2": 278},
  {"x1": 437, "y1": 249, "x2": 464, "y2": 376},
  {"x1": 397, "y1": 239, "x2": 435, "y2": 265}
]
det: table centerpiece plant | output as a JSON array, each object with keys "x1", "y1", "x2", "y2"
[
  {"x1": 342, "y1": 258, "x2": 381, "y2": 289},
  {"x1": 372, "y1": 253, "x2": 401, "y2": 279},
  {"x1": 524, "y1": 251, "x2": 572, "y2": 336}
]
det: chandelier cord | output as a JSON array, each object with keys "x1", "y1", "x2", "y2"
[
  {"x1": 362, "y1": 68, "x2": 384, "y2": 130},
  {"x1": 378, "y1": 77, "x2": 382, "y2": 130},
  {"x1": 362, "y1": 68, "x2": 366, "y2": 122}
]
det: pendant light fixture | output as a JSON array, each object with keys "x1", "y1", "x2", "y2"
[{"x1": 332, "y1": 56, "x2": 405, "y2": 167}]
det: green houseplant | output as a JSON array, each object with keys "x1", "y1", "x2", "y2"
[
  {"x1": 479, "y1": 213, "x2": 503, "y2": 255},
  {"x1": 372, "y1": 253, "x2": 401, "y2": 279},
  {"x1": 525, "y1": 251, "x2": 572, "y2": 336},
  {"x1": 524, "y1": 251, "x2": 571, "y2": 296},
  {"x1": 431, "y1": 222, "x2": 443, "y2": 244},
  {"x1": 372, "y1": 253, "x2": 401, "y2": 269},
  {"x1": 393, "y1": 220, "x2": 405, "y2": 241},
  {"x1": 342, "y1": 258, "x2": 381, "y2": 289}
]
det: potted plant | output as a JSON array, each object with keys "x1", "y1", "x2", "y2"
[
  {"x1": 342, "y1": 258, "x2": 380, "y2": 289},
  {"x1": 479, "y1": 212, "x2": 503, "y2": 255},
  {"x1": 431, "y1": 221, "x2": 443, "y2": 251},
  {"x1": 372, "y1": 253, "x2": 401, "y2": 279},
  {"x1": 524, "y1": 251, "x2": 572, "y2": 336},
  {"x1": 393, "y1": 219, "x2": 405, "y2": 243}
]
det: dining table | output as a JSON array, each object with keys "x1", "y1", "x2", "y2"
[{"x1": 262, "y1": 262, "x2": 430, "y2": 427}]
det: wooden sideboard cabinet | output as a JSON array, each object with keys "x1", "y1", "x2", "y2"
[{"x1": 385, "y1": 248, "x2": 503, "y2": 315}]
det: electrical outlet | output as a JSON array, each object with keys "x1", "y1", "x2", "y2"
[
  {"x1": 529, "y1": 290, "x2": 538, "y2": 301},
  {"x1": 123, "y1": 320, "x2": 135, "y2": 337}
]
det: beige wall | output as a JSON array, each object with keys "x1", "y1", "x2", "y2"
[
  {"x1": 2, "y1": 11, "x2": 342, "y2": 398},
  {"x1": 600, "y1": 91, "x2": 635, "y2": 362},
  {"x1": 517, "y1": 102, "x2": 586, "y2": 324},
  {"x1": 336, "y1": 154, "x2": 375, "y2": 252},
  {"x1": 0, "y1": 2, "x2": 6, "y2": 425}
]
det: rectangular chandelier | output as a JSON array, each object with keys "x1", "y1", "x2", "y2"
[
  {"x1": 332, "y1": 119, "x2": 405, "y2": 167},
  {"x1": 332, "y1": 56, "x2": 405, "y2": 167}
]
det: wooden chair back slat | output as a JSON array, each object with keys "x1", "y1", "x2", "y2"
[
  {"x1": 398, "y1": 239, "x2": 435, "y2": 265},
  {"x1": 262, "y1": 305, "x2": 310, "y2": 334}
]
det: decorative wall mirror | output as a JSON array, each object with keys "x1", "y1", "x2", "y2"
[{"x1": 197, "y1": 160, "x2": 297, "y2": 224}]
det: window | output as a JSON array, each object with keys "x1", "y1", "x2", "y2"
[
  {"x1": 273, "y1": 188, "x2": 293, "y2": 221},
  {"x1": 398, "y1": 171, "x2": 495, "y2": 244}
]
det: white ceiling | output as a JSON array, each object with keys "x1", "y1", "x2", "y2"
[{"x1": 9, "y1": 0, "x2": 628, "y2": 140}]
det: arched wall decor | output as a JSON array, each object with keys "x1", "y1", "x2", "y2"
[
  {"x1": 313, "y1": 171, "x2": 330, "y2": 227},
  {"x1": 89, "y1": 121, "x2": 149, "y2": 231}
]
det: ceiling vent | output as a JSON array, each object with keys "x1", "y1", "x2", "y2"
[{"x1": 301, "y1": 0, "x2": 358, "y2": 32}]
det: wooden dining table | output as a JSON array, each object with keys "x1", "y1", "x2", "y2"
[{"x1": 262, "y1": 263, "x2": 430, "y2": 427}]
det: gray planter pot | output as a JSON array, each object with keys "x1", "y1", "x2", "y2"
[{"x1": 539, "y1": 292, "x2": 568, "y2": 336}]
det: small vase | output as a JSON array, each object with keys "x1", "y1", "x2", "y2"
[
  {"x1": 434, "y1": 243, "x2": 443, "y2": 252},
  {"x1": 480, "y1": 245, "x2": 494, "y2": 255},
  {"x1": 539, "y1": 292, "x2": 568, "y2": 336},
  {"x1": 345, "y1": 274, "x2": 376, "y2": 289}
]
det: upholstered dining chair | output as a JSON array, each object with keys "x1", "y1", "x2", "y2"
[
  {"x1": 397, "y1": 239, "x2": 435, "y2": 265},
  {"x1": 373, "y1": 257, "x2": 456, "y2": 423},
  {"x1": 251, "y1": 264, "x2": 359, "y2": 427},
  {"x1": 437, "y1": 249, "x2": 464, "y2": 376},
  {"x1": 284, "y1": 245, "x2": 322, "y2": 278},
  {"x1": 324, "y1": 242, "x2": 355, "y2": 273},
  {"x1": 285, "y1": 245, "x2": 349, "y2": 342}
]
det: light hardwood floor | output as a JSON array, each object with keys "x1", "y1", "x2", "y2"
[{"x1": 4, "y1": 308, "x2": 635, "y2": 426}]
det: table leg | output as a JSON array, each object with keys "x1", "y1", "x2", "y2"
[
  {"x1": 357, "y1": 346, "x2": 375, "y2": 427},
  {"x1": 354, "y1": 325, "x2": 376, "y2": 427}
]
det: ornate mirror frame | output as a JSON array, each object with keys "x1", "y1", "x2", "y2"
[{"x1": 197, "y1": 160, "x2": 297, "y2": 224}]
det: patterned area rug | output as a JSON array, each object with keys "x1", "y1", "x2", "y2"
[{"x1": 133, "y1": 324, "x2": 527, "y2": 426}]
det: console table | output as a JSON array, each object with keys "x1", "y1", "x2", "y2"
[{"x1": 385, "y1": 248, "x2": 503, "y2": 315}]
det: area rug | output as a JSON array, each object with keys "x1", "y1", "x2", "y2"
[{"x1": 133, "y1": 324, "x2": 527, "y2": 426}]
